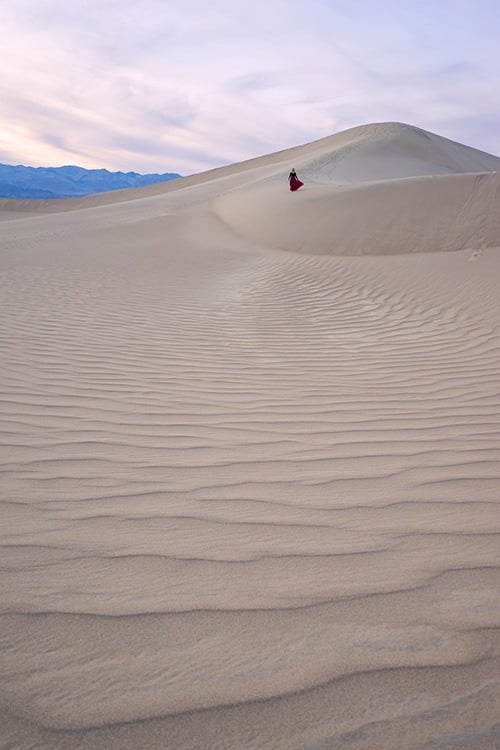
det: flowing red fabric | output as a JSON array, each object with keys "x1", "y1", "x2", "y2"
[{"x1": 289, "y1": 175, "x2": 304, "y2": 191}]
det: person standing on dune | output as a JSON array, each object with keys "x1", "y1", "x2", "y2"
[{"x1": 288, "y1": 168, "x2": 304, "y2": 192}]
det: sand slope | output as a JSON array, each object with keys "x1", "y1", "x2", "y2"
[
  {"x1": 1, "y1": 123, "x2": 499, "y2": 749},
  {"x1": 215, "y1": 122, "x2": 500, "y2": 255}
]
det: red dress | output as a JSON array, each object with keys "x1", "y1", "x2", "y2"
[{"x1": 289, "y1": 174, "x2": 304, "y2": 192}]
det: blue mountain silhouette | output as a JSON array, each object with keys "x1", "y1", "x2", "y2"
[{"x1": 0, "y1": 163, "x2": 181, "y2": 199}]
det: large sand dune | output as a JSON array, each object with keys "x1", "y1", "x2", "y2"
[{"x1": 1, "y1": 122, "x2": 499, "y2": 749}]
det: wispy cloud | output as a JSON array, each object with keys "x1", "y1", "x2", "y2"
[{"x1": 1, "y1": 0, "x2": 499, "y2": 173}]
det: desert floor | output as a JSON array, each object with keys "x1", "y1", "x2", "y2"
[{"x1": 1, "y1": 123, "x2": 499, "y2": 749}]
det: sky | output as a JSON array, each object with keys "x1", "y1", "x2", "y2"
[{"x1": 1, "y1": 0, "x2": 499, "y2": 175}]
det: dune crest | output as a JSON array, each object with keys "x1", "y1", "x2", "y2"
[
  {"x1": 294, "y1": 121, "x2": 500, "y2": 182},
  {"x1": 213, "y1": 122, "x2": 500, "y2": 256}
]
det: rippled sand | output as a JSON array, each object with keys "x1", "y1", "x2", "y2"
[{"x1": 1, "y1": 123, "x2": 500, "y2": 748}]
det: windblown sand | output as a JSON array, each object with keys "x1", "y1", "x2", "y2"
[{"x1": 1, "y1": 123, "x2": 499, "y2": 749}]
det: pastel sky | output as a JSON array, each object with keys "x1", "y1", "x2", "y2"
[{"x1": 1, "y1": 0, "x2": 499, "y2": 175}]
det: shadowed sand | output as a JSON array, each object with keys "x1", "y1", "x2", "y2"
[{"x1": 1, "y1": 122, "x2": 499, "y2": 749}]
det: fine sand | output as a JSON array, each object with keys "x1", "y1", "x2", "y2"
[{"x1": 1, "y1": 122, "x2": 499, "y2": 749}]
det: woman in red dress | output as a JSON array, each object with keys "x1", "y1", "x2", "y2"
[{"x1": 288, "y1": 168, "x2": 304, "y2": 192}]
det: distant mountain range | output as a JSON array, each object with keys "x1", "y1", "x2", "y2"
[{"x1": 0, "y1": 163, "x2": 181, "y2": 199}]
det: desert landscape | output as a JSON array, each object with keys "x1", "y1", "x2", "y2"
[{"x1": 1, "y1": 122, "x2": 499, "y2": 749}]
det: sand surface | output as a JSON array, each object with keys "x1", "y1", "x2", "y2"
[{"x1": 1, "y1": 122, "x2": 499, "y2": 749}]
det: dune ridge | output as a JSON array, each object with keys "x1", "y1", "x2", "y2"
[
  {"x1": 213, "y1": 122, "x2": 500, "y2": 256},
  {"x1": 1, "y1": 122, "x2": 499, "y2": 748}
]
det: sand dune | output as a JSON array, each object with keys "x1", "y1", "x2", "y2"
[
  {"x1": 215, "y1": 122, "x2": 500, "y2": 255},
  {"x1": 1, "y1": 122, "x2": 499, "y2": 749}
]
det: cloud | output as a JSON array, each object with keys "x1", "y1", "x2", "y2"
[
  {"x1": 227, "y1": 71, "x2": 285, "y2": 93},
  {"x1": 1, "y1": 0, "x2": 500, "y2": 173}
]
